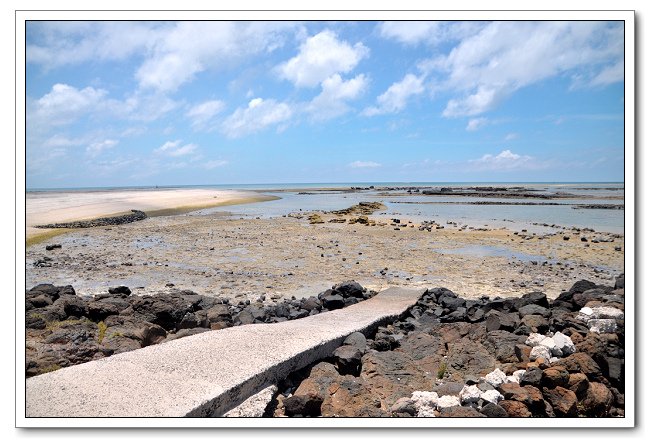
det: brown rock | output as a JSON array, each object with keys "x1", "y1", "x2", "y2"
[
  {"x1": 581, "y1": 382, "x2": 613, "y2": 417},
  {"x1": 499, "y1": 400, "x2": 532, "y2": 417},
  {"x1": 568, "y1": 373, "x2": 590, "y2": 397},
  {"x1": 553, "y1": 353, "x2": 602, "y2": 380},
  {"x1": 295, "y1": 362, "x2": 341, "y2": 399},
  {"x1": 445, "y1": 338, "x2": 497, "y2": 380},
  {"x1": 320, "y1": 377, "x2": 385, "y2": 417},
  {"x1": 499, "y1": 383, "x2": 532, "y2": 404},
  {"x1": 542, "y1": 366, "x2": 570, "y2": 388},
  {"x1": 439, "y1": 406, "x2": 486, "y2": 418},
  {"x1": 361, "y1": 351, "x2": 436, "y2": 406},
  {"x1": 543, "y1": 386, "x2": 578, "y2": 416}
]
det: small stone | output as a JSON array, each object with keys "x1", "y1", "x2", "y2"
[
  {"x1": 525, "y1": 333, "x2": 546, "y2": 347},
  {"x1": 588, "y1": 319, "x2": 617, "y2": 334},
  {"x1": 480, "y1": 402, "x2": 508, "y2": 418},
  {"x1": 437, "y1": 395, "x2": 460, "y2": 409},
  {"x1": 551, "y1": 331, "x2": 576, "y2": 356},
  {"x1": 480, "y1": 389, "x2": 504, "y2": 405},
  {"x1": 459, "y1": 385, "x2": 482, "y2": 404},
  {"x1": 529, "y1": 345, "x2": 552, "y2": 364},
  {"x1": 483, "y1": 368, "x2": 507, "y2": 388}
]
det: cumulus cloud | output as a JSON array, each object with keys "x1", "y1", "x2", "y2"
[
  {"x1": 306, "y1": 74, "x2": 368, "y2": 121},
  {"x1": 28, "y1": 83, "x2": 107, "y2": 127},
  {"x1": 186, "y1": 100, "x2": 226, "y2": 129},
  {"x1": 278, "y1": 30, "x2": 369, "y2": 88},
  {"x1": 348, "y1": 160, "x2": 381, "y2": 168},
  {"x1": 153, "y1": 140, "x2": 197, "y2": 157},
  {"x1": 466, "y1": 117, "x2": 489, "y2": 131},
  {"x1": 363, "y1": 74, "x2": 424, "y2": 116},
  {"x1": 86, "y1": 139, "x2": 118, "y2": 157},
  {"x1": 429, "y1": 21, "x2": 624, "y2": 117},
  {"x1": 135, "y1": 22, "x2": 298, "y2": 92},
  {"x1": 221, "y1": 97, "x2": 293, "y2": 138},
  {"x1": 467, "y1": 149, "x2": 537, "y2": 171}
]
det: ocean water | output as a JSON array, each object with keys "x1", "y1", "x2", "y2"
[
  {"x1": 196, "y1": 182, "x2": 625, "y2": 235},
  {"x1": 28, "y1": 182, "x2": 625, "y2": 235}
]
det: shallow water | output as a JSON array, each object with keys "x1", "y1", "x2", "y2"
[{"x1": 211, "y1": 183, "x2": 624, "y2": 234}]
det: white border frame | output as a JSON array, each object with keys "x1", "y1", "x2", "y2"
[{"x1": 15, "y1": 9, "x2": 635, "y2": 429}]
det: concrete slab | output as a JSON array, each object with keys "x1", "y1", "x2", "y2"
[{"x1": 25, "y1": 287, "x2": 424, "y2": 418}]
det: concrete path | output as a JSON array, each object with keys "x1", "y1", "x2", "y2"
[{"x1": 26, "y1": 287, "x2": 424, "y2": 418}]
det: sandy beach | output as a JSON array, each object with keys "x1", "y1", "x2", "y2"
[{"x1": 25, "y1": 188, "x2": 278, "y2": 243}]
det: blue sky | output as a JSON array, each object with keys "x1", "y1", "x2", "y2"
[{"x1": 25, "y1": 21, "x2": 624, "y2": 188}]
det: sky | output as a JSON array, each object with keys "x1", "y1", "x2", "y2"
[{"x1": 25, "y1": 20, "x2": 625, "y2": 188}]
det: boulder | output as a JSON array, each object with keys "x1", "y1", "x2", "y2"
[
  {"x1": 446, "y1": 339, "x2": 497, "y2": 380},
  {"x1": 515, "y1": 291, "x2": 549, "y2": 309},
  {"x1": 342, "y1": 332, "x2": 367, "y2": 351},
  {"x1": 551, "y1": 331, "x2": 576, "y2": 356},
  {"x1": 581, "y1": 382, "x2": 614, "y2": 417},
  {"x1": 518, "y1": 304, "x2": 551, "y2": 318},
  {"x1": 520, "y1": 366, "x2": 543, "y2": 387},
  {"x1": 520, "y1": 315, "x2": 549, "y2": 334},
  {"x1": 283, "y1": 393, "x2": 323, "y2": 417},
  {"x1": 484, "y1": 330, "x2": 524, "y2": 363},
  {"x1": 108, "y1": 286, "x2": 131, "y2": 296},
  {"x1": 541, "y1": 366, "x2": 570, "y2": 388},
  {"x1": 320, "y1": 376, "x2": 385, "y2": 417},
  {"x1": 333, "y1": 281, "x2": 365, "y2": 298},
  {"x1": 390, "y1": 397, "x2": 417, "y2": 416},
  {"x1": 542, "y1": 386, "x2": 578, "y2": 417},
  {"x1": 333, "y1": 345, "x2": 363, "y2": 376},
  {"x1": 480, "y1": 402, "x2": 509, "y2": 418},
  {"x1": 499, "y1": 400, "x2": 531, "y2": 417},
  {"x1": 553, "y1": 353, "x2": 602, "y2": 380},
  {"x1": 322, "y1": 294, "x2": 345, "y2": 310},
  {"x1": 567, "y1": 372, "x2": 590, "y2": 397},
  {"x1": 437, "y1": 395, "x2": 461, "y2": 409},
  {"x1": 485, "y1": 311, "x2": 519, "y2": 332}
]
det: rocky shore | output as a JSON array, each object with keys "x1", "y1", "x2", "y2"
[
  {"x1": 26, "y1": 274, "x2": 625, "y2": 419},
  {"x1": 25, "y1": 280, "x2": 375, "y2": 377},
  {"x1": 270, "y1": 274, "x2": 625, "y2": 418},
  {"x1": 35, "y1": 210, "x2": 147, "y2": 229}
]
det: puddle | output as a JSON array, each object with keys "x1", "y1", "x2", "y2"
[{"x1": 435, "y1": 244, "x2": 556, "y2": 264}]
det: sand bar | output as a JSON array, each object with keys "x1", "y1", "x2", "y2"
[{"x1": 25, "y1": 188, "x2": 278, "y2": 241}]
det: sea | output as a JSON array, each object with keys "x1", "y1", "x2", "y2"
[{"x1": 27, "y1": 182, "x2": 625, "y2": 235}]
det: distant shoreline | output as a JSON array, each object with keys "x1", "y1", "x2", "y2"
[{"x1": 26, "y1": 181, "x2": 625, "y2": 194}]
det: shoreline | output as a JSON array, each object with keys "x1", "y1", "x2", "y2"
[{"x1": 25, "y1": 188, "x2": 280, "y2": 245}]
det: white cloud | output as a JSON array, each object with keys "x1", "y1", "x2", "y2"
[
  {"x1": 363, "y1": 74, "x2": 424, "y2": 116},
  {"x1": 221, "y1": 97, "x2": 293, "y2": 138},
  {"x1": 306, "y1": 74, "x2": 368, "y2": 121},
  {"x1": 26, "y1": 22, "x2": 167, "y2": 69},
  {"x1": 86, "y1": 139, "x2": 118, "y2": 157},
  {"x1": 278, "y1": 30, "x2": 369, "y2": 88},
  {"x1": 466, "y1": 117, "x2": 489, "y2": 131},
  {"x1": 378, "y1": 21, "x2": 485, "y2": 46},
  {"x1": 348, "y1": 160, "x2": 381, "y2": 168},
  {"x1": 135, "y1": 22, "x2": 298, "y2": 92},
  {"x1": 29, "y1": 83, "x2": 107, "y2": 126},
  {"x1": 153, "y1": 140, "x2": 197, "y2": 157},
  {"x1": 28, "y1": 22, "x2": 300, "y2": 92},
  {"x1": 431, "y1": 21, "x2": 624, "y2": 117},
  {"x1": 377, "y1": 21, "x2": 443, "y2": 45},
  {"x1": 43, "y1": 135, "x2": 85, "y2": 148},
  {"x1": 468, "y1": 149, "x2": 537, "y2": 171},
  {"x1": 186, "y1": 100, "x2": 226, "y2": 129},
  {"x1": 505, "y1": 132, "x2": 519, "y2": 141},
  {"x1": 204, "y1": 159, "x2": 229, "y2": 169}
]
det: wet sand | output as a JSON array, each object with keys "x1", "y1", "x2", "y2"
[
  {"x1": 26, "y1": 188, "x2": 278, "y2": 243},
  {"x1": 25, "y1": 204, "x2": 624, "y2": 301}
]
